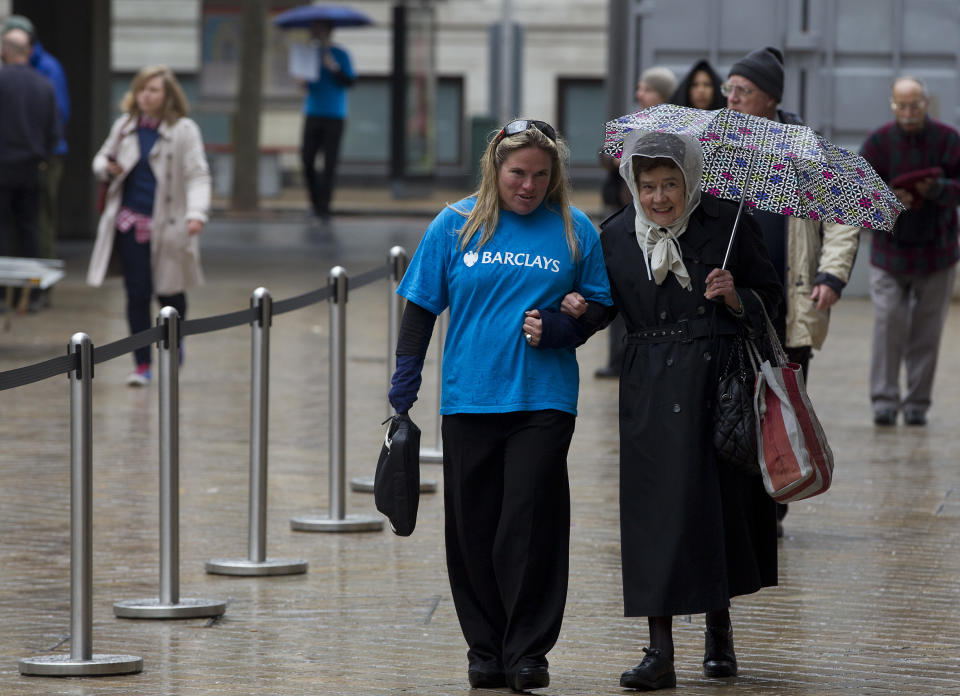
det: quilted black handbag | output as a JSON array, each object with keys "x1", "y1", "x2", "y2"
[
  {"x1": 713, "y1": 335, "x2": 761, "y2": 476},
  {"x1": 374, "y1": 413, "x2": 421, "y2": 536}
]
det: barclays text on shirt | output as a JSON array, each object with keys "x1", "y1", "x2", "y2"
[{"x1": 463, "y1": 250, "x2": 561, "y2": 272}]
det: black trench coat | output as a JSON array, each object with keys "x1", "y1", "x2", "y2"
[{"x1": 600, "y1": 195, "x2": 783, "y2": 617}]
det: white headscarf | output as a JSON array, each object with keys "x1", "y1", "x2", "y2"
[{"x1": 619, "y1": 130, "x2": 703, "y2": 290}]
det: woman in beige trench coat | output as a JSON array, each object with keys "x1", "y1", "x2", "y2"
[{"x1": 88, "y1": 65, "x2": 210, "y2": 386}]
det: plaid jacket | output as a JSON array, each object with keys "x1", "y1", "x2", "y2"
[{"x1": 860, "y1": 117, "x2": 960, "y2": 275}]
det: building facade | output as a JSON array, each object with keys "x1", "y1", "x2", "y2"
[{"x1": 3, "y1": 0, "x2": 959, "y2": 190}]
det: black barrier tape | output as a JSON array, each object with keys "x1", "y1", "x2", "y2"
[
  {"x1": 0, "y1": 262, "x2": 392, "y2": 391},
  {"x1": 351, "y1": 264, "x2": 391, "y2": 291},
  {"x1": 94, "y1": 325, "x2": 166, "y2": 365},
  {"x1": 272, "y1": 286, "x2": 330, "y2": 315},
  {"x1": 0, "y1": 354, "x2": 77, "y2": 391},
  {"x1": 181, "y1": 307, "x2": 259, "y2": 337}
]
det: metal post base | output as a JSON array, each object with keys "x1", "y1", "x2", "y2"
[
  {"x1": 419, "y1": 447, "x2": 443, "y2": 464},
  {"x1": 290, "y1": 514, "x2": 383, "y2": 532},
  {"x1": 19, "y1": 654, "x2": 143, "y2": 677},
  {"x1": 205, "y1": 558, "x2": 308, "y2": 576},
  {"x1": 349, "y1": 476, "x2": 437, "y2": 494},
  {"x1": 113, "y1": 597, "x2": 226, "y2": 619}
]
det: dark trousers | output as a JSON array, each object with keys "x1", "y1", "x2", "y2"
[
  {"x1": 301, "y1": 115, "x2": 344, "y2": 216},
  {"x1": 115, "y1": 229, "x2": 186, "y2": 367},
  {"x1": 0, "y1": 163, "x2": 41, "y2": 258},
  {"x1": 38, "y1": 155, "x2": 63, "y2": 258},
  {"x1": 441, "y1": 410, "x2": 575, "y2": 676}
]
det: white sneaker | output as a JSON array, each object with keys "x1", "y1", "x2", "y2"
[{"x1": 125, "y1": 365, "x2": 151, "y2": 387}]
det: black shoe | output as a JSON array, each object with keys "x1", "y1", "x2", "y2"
[
  {"x1": 594, "y1": 365, "x2": 620, "y2": 379},
  {"x1": 468, "y1": 668, "x2": 507, "y2": 689},
  {"x1": 703, "y1": 625, "x2": 737, "y2": 678},
  {"x1": 506, "y1": 665, "x2": 549, "y2": 692},
  {"x1": 619, "y1": 647, "x2": 676, "y2": 690},
  {"x1": 873, "y1": 409, "x2": 897, "y2": 426},
  {"x1": 904, "y1": 410, "x2": 927, "y2": 426}
]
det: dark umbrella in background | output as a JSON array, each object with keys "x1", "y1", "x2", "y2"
[
  {"x1": 273, "y1": 4, "x2": 373, "y2": 29},
  {"x1": 603, "y1": 104, "x2": 905, "y2": 267}
]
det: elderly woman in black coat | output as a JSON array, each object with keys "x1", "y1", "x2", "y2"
[{"x1": 563, "y1": 130, "x2": 782, "y2": 690}]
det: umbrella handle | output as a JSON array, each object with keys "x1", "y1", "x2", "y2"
[{"x1": 721, "y1": 153, "x2": 758, "y2": 271}]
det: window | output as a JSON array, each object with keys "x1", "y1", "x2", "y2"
[
  {"x1": 558, "y1": 78, "x2": 607, "y2": 167},
  {"x1": 341, "y1": 76, "x2": 464, "y2": 167}
]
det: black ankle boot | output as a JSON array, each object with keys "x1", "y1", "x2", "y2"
[
  {"x1": 703, "y1": 625, "x2": 737, "y2": 678},
  {"x1": 620, "y1": 647, "x2": 676, "y2": 690}
]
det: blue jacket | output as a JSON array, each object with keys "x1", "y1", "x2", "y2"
[{"x1": 30, "y1": 41, "x2": 69, "y2": 155}]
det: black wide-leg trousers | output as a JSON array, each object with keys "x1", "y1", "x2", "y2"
[{"x1": 441, "y1": 409, "x2": 575, "y2": 676}]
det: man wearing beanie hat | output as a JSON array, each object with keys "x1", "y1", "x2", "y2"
[
  {"x1": 728, "y1": 46, "x2": 784, "y2": 106},
  {"x1": 725, "y1": 47, "x2": 860, "y2": 539}
]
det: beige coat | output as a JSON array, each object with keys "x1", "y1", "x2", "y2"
[
  {"x1": 87, "y1": 115, "x2": 210, "y2": 295},
  {"x1": 785, "y1": 218, "x2": 860, "y2": 350}
]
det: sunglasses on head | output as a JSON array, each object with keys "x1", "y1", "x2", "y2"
[{"x1": 495, "y1": 119, "x2": 557, "y2": 144}]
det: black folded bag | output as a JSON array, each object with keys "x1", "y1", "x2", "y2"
[{"x1": 374, "y1": 413, "x2": 421, "y2": 536}]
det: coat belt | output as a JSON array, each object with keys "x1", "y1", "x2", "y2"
[{"x1": 626, "y1": 316, "x2": 738, "y2": 345}]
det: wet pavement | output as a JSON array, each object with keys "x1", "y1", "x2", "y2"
[{"x1": 1, "y1": 215, "x2": 959, "y2": 695}]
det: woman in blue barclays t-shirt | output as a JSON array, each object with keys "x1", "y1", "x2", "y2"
[{"x1": 388, "y1": 119, "x2": 611, "y2": 692}]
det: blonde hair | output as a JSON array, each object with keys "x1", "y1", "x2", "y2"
[
  {"x1": 120, "y1": 65, "x2": 190, "y2": 125},
  {"x1": 455, "y1": 125, "x2": 580, "y2": 261}
]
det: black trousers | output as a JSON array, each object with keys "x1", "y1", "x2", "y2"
[
  {"x1": 115, "y1": 229, "x2": 186, "y2": 367},
  {"x1": 441, "y1": 409, "x2": 575, "y2": 676},
  {"x1": 0, "y1": 163, "x2": 40, "y2": 258},
  {"x1": 301, "y1": 115, "x2": 344, "y2": 216}
]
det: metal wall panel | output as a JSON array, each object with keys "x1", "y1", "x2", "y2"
[
  {"x1": 622, "y1": 0, "x2": 960, "y2": 146},
  {"x1": 620, "y1": 0, "x2": 960, "y2": 297}
]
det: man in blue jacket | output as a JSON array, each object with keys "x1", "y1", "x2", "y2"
[
  {"x1": 2, "y1": 15, "x2": 69, "y2": 269},
  {"x1": 0, "y1": 27, "x2": 59, "y2": 267},
  {"x1": 299, "y1": 21, "x2": 355, "y2": 223}
]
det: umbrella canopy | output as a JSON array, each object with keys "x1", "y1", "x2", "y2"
[
  {"x1": 274, "y1": 4, "x2": 373, "y2": 29},
  {"x1": 603, "y1": 104, "x2": 904, "y2": 232}
]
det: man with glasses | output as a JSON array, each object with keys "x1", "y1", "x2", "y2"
[
  {"x1": 725, "y1": 47, "x2": 860, "y2": 535},
  {"x1": 860, "y1": 77, "x2": 960, "y2": 427}
]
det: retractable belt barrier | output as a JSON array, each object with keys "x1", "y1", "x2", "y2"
[{"x1": 8, "y1": 252, "x2": 409, "y2": 677}]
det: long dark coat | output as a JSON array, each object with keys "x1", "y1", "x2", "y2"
[{"x1": 601, "y1": 195, "x2": 782, "y2": 617}]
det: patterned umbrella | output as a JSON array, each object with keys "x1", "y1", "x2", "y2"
[{"x1": 603, "y1": 104, "x2": 904, "y2": 233}]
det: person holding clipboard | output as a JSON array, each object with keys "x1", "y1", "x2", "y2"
[{"x1": 296, "y1": 21, "x2": 355, "y2": 224}]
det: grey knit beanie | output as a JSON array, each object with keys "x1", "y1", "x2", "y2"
[
  {"x1": 639, "y1": 66, "x2": 677, "y2": 103},
  {"x1": 728, "y1": 47, "x2": 784, "y2": 102}
]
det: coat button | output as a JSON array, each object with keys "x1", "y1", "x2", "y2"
[
  {"x1": 166, "y1": 196, "x2": 172, "y2": 203},
  {"x1": 672, "y1": 403, "x2": 681, "y2": 413},
  {"x1": 169, "y1": 218, "x2": 175, "y2": 224},
  {"x1": 666, "y1": 358, "x2": 673, "y2": 366},
  {"x1": 703, "y1": 352, "x2": 712, "y2": 361},
  {"x1": 697, "y1": 306, "x2": 706, "y2": 315},
  {"x1": 659, "y1": 311, "x2": 667, "y2": 320}
]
